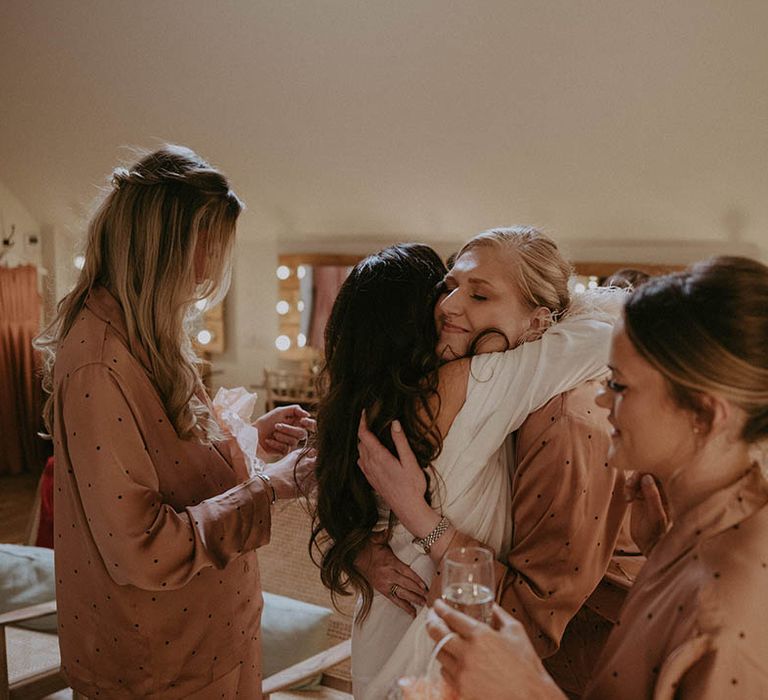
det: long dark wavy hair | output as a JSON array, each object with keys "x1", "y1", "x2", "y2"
[{"x1": 310, "y1": 244, "x2": 447, "y2": 619}]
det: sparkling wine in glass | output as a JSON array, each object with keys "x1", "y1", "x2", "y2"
[{"x1": 441, "y1": 546, "x2": 495, "y2": 625}]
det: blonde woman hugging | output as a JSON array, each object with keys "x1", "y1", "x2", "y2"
[{"x1": 310, "y1": 228, "x2": 627, "y2": 698}]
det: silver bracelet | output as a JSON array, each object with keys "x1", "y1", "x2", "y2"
[
  {"x1": 412, "y1": 515, "x2": 452, "y2": 554},
  {"x1": 254, "y1": 472, "x2": 277, "y2": 505}
]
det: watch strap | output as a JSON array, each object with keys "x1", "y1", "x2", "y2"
[{"x1": 412, "y1": 515, "x2": 451, "y2": 554}]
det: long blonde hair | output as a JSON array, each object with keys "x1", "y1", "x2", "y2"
[{"x1": 36, "y1": 145, "x2": 243, "y2": 441}]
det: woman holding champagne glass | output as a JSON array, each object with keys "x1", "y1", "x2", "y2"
[{"x1": 427, "y1": 256, "x2": 768, "y2": 699}]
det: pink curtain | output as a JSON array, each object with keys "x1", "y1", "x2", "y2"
[
  {"x1": 0, "y1": 265, "x2": 45, "y2": 475},
  {"x1": 309, "y1": 266, "x2": 350, "y2": 350}
]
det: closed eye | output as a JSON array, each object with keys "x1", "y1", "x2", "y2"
[
  {"x1": 470, "y1": 294, "x2": 488, "y2": 301},
  {"x1": 606, "y1": 378, "x2": 627, "y2": 393}
]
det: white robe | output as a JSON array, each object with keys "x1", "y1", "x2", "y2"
[{"x1": 352, "y1": 295, "x2": 622, "y2": 699}]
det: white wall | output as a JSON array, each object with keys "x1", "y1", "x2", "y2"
[
  {"x1": 0, "y1": 179, "x2": 84, "y2": 319},
  {"x1": 0, "y1": 179, "x2": 42, "y2": 269},
  {"x1": 49, "y1": 227, "x2": 82, "y2": 306},
  {"x1": 209, "y1": 220, "x2": 279, "y2": 406},
  {"x1": 2, "y1": 1, "x2": 766, "y2": 394}
]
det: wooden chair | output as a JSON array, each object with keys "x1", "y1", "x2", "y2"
[
  {"x1": 1, "y1": 603, "x2": 353, "y2": 700},
  {"x1": 260, "y1": 499, "x2": 354, "y2": 699},
  {"x1": 2, "y1": 478, "x2": 352, "y2": 699},
  {"x1": 1, "y1": 467, "x2": 66, "y2": 700},
  {"x1": 263, "y1": 368, "x2": 319, "y2": 412},
  {"x1": 263, "y1": 639, "x2": 351, "y2": 699},
  {"x1": 0, "y1": 600, "x2": 65, "y2": 700}
]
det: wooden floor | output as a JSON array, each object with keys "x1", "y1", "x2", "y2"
[{"x1": 0, "y1": 472, "x2": 38, "y2": 543}]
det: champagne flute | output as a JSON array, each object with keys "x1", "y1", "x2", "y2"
[{"x1": 441, "y1": 546, "x2": 495, "y2": 624}]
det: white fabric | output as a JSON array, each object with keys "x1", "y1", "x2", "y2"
[{"x1": 352, "y1": 296, "x2": 621, "y2": 699}]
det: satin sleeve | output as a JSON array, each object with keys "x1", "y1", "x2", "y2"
[
  {"x1": 61, "y1": 362, "x2": 273, "y2": 591},
  {"x1": 462, "y1": 316, "x2": 613, "y2": 447},
  {"x1": 655, "y1": 633, "x2": 768, "y2": 700}
]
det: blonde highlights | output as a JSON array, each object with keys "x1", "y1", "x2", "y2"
[
  {"x1": 458, "y1": 226, "x2": 573, "y2": 337},
  {"x1": 624, "y1": 256, "x2": 768, "y2": 444},
  {"x1": 36, "y1": 145, "x2": 243, "y2": 441}
]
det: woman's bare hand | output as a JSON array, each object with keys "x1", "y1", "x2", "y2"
[
  {"x1": 426, "y1": 600, "x2": 565, "y2": 700},
  {"x1": 356, "y1": 414, "x2": 429, "y2": 528},
  {"x1": 355, "y1": 535, "x2": 428, "y2": 617},
  {"x1": 255, "y1": 405, "x2": 315, "y2": 459},
  {"x1": 264, "y1": 448, "x2": 316, "y2": 500}
]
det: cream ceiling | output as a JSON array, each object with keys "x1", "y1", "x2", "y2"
[{"x1": 1, "y1": 1, "x2": 767, "y2": 257}]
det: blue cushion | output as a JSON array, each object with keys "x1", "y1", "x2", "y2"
[
  {"x1": 261, "y1": 591, "x2": 333, "y2": 688},
  {"x1": 0, "y1": 544, "x2": 57, "y2": 632}
]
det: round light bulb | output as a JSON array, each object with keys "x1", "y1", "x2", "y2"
[
  {"x1": 276, "y1": 265, "x2": 291, "y2": 280},
  {"x1": 297, "y1": 300, "x2": 305, "y2": 312},
  {"x1": 73, "y1": 254, "x2": 86, "y2": 270},
  {"x1": 297, "y1": 265, "x2": 307, "y2": 279},
  {"x1": 275, "y1": 335, "x2": 291, "y2": 351},
  {"x1": 276, "y1": 300, "x2": 290, "y2": 315},
  {"x1": 196, "y1": 329, "x2": 213, "y2": 345},
  {"x1": 297, "y1": 333, "x2": 307, "y2": 348},
  {"x1": 574, "y1": 283, "x2": 586, "y2": 294}
]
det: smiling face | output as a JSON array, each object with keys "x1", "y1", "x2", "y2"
[
  {"x1": 435, "y1": 245, "x2": 539, "y2": 359},
  {"x1": 595, "y1": 319, "x2": 698, "y2": 478}
]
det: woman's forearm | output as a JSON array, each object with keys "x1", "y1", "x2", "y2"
[
  {"x1": 394, "y1": 498, "x2": 458, "y2": 565},
  {"x1": 396, "y1": 497, "x2": 442, "y2": 542}
]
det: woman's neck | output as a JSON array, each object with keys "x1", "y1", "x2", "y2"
[{"x1": 663, "y1": 441, "x2": 753, "y2": 522}]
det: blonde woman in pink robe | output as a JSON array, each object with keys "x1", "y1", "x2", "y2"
[
  {"x1": 336, "y1": 229, "x2": 627, "y2": 699},
  {"x1": 35, "y1": 146, "x2": 313, "y2": 699},
  {"x1": 428, "y1": 256, "x2": 768, "y2": 699}
]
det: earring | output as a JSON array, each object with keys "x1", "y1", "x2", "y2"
[{"x1": 692, "y1": 426, "x2": 701, "y2": 434}]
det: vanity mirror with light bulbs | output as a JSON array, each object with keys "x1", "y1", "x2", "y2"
[
  {"x1": 271, "y1": 255, "x2": 682, "y2": 363},
  {"x1": 274, "y1": 253, "x2": 364, "y2": 363},
  {"x1": 191, "y1": 298, "x2": 225, "y2": 354},
  {"x1": 263, "y1": 253, "x2": 682, "y2": 410}
]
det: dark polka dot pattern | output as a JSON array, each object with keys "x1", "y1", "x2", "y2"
[
  {"x1": 53, "y1": 292, "x2": 272, "y2": 697},
  {"x1": 587, "y1": 465, "x2": 768, "y2": 697}
]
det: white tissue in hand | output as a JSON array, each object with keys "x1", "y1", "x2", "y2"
[{"x1": 212, "y1": 387, "x2": 264, "y2": 476}]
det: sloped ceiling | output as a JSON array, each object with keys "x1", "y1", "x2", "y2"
[{"x1": 1, "y1": 1, "x2": 767, "y2": 255}]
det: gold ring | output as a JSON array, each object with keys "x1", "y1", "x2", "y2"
[{"x1": 389, "y1": 583, "x2": 400, "y2": 599}]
